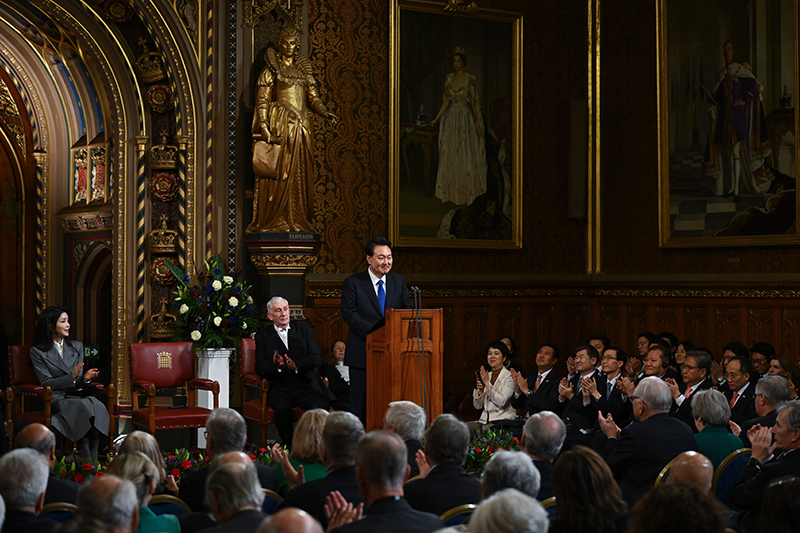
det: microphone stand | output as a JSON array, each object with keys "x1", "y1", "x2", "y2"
[{"x1": 411, "y1": 286, "x2": 428, "y2": 420}]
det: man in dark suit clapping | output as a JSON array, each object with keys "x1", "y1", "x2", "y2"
[
  {"x1": 341, "y1": 237, "x2": 413, "y2": 425},
  {"x1": 510, "y1": 343, "x2": 562, "y2": 417},
  {"x1": 255, "y1": 296, "x2": 330, "y2": 448}
]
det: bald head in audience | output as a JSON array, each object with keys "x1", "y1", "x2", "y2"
[
  {"x1": 14, "y1": 423, "x2": 57, "y2": 468},
  {"x1": 668, "y1": 451, "x2": 714, "y2": 493},
  {"x1": 257, "y1": 508, "x2": 323, "y2": 533}
]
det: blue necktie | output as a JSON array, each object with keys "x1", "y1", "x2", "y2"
[{"x1": 377, "y1": 279, "x2": 386, "y2": 315}]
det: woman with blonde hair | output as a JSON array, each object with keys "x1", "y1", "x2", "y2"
[
  {"x1": 118, "y1": 431, "x2": 178, "y2": 495},
  {"x1": 106, "y1": 451, "x2": 180, "y2": 533},
  {"x1": 270, "y1": 408, "x2": 329, "y2": 496}
]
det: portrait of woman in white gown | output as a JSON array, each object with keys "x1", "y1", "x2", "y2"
[{"x1": 430, "y1": 49, "x2": 487, "y2": 206}]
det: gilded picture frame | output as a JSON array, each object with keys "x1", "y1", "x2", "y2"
[
  {"x1": 389, "y1": 0, "x2": 523, "y2": 249},
  {"x1": 658, "y1": 0, "x2": 800, "y2": 248}
]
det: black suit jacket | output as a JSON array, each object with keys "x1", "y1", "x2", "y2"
[
  {"x1": 254, "y1": 321, "x2": 330, "y2": 400},
  {"x1": 739, "y1": 409, "x2": 778, "y2": 448},
  {"x1": 732, "y1": 448, "x2": 800, "y2": 533},
  {"x1": 44, "y1": 471, "x2": 79, "y2": 505},
  {"x1": 403, "y1": 462, "x2": 482, "y2": 517},
  {"x1": 2, "y1": 511, "x2": 58, "y2": 533},
  {"x1": 602, "y1": 413, "x2": 696, "y2": 506},
  {"x1": 725, "y1": 384, "x2": 759, "y2": 427},
  {"x1": 533, "y1": 459, "x2": 554, "y2": 501},
  {"x1": 199, "y1": 509, "x2": 265, "y2": 533},
  {"x1": 332, "y1": 496, "x2": 443, "y2": 533},
  {"x1": 178, "y1": 463, "x2": 276, "y2": 512},
  {"x1": 341, "y1": 270, "x2": 413, "y2": 369},
  {"x1": 405, "y1": 439, "x2": 424, "y2": 479},
  {"x1": 591, "y1": 376, "x2": 633, "y2": 427},
  {"x1": 557, "y1": 372, "x2": 607, "y2": 432},
  {"x1": 279, "y1": 465, "x2": 364, "y2": 529},
  {"x1": 669, "y1": 377, "x2": 713, "y2": 432},
  {"x1": 511, "y1": 369, "x2": 563, "y2": 416}
]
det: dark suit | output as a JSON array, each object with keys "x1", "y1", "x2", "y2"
[
  {"x1": 43, "y1": 471, "x2": 79, "y2": 505},
  {"x1": 178, "y1": 463, "x2": 276, "y2": 513},
  {"x1": 725, "y1": 384, "x2": 759, "y2": 427},
  {"x1": 403, "y1": 462, "x2": 482, "y2": 516},
  {"x1": 331, "y1": 496, "x2": 443, "y2": 533},
  {"x1": 1, "y1": 511, "x2": 58, "y2": 533},
  {"x1": 557, "y1": 372, "x2": 606, "y2": 449},
  {"x1": 669, "y1": 377, "x2": 713, "y2": 432},
  {"x1": 602, "y1": 412, "x2": 696, "y2": 506},
  {"x1": 341, "y1": 270, "x2": 412, "y2": 422},
  {"x1": 319, "y1": 363, "x2": 351, "y2": 410},
  {"x1": 533, "y1": 459, "x2": 555, "y2": 501},
  {"x1": 178, "y1": 512, "x2": 216, "y2": 533},
  {"x1": 732, "y1": 448, "x2": 800, "y2": 533},
  {"x1": 279, "y1": 465, "x2": 363, "y2": 530},
  {"x1": 739, "y1": 409, "x2": 778, "y2": 448},
  {"x1": 405, "y1": 438, "x2": 424, "y2": 479},
  {"x1": 254, "y1": 321, "x2": 330, "y2": 446},
  {"x1": 198, "y1": 509, "x2": 265, "y2": 533},
  {"x1": 511, "y1": 369, "x2": 563, "y2": 417}
]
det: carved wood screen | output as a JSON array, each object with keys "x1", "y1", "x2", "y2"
[{"x1": 307, "y1": 280, "x2": 800, "y2": 388}]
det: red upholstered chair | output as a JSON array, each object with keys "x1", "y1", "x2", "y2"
[
  {"x1": 129, "y1": 342, "x2": 219, "y2": 443},
  {"x1": 240, "y1": 338, "x2": 302, "y2": 445},
  {"x1": 5, "y1": 345, "x2": 116, "y2": 452}
]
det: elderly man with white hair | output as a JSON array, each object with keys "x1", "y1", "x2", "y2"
[
  {"x1": 521, "y1": 411, "x2": 565, "y2": 500},
  {"x1": 0, "y1": 448, "x2": 58, "y2": 533},
  {"x1": 254, "y1": 296, "x2": 331, "y2": 448},
  {"x1": 384, "y1": 400, "x2": 426, "y2": 478},
  {"x1": 481, "y1": 450, "x2": 541, "y2": 500},
  {"x1": 470, "y1": 488, "x2": 548, "y2": 533},
  {"x1": 598, "y1": 376, "x2": 696, "y2": 506}
]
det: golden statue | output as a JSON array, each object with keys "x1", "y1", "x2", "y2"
[{"x1": 248, "y1": 28, "x2": 338, "y2": 233}]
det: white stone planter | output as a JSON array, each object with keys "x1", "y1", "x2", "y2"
[{"x1": 195, "y1": 347, "x2": 234, "y2": 447}]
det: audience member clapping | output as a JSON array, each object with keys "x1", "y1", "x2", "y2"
[
  {"x1": 481, "y1": 450, "x2": 540, "y2": 500},
  {"x1": 404, "y1": 414, "x2": 481, "y2": 516},
  {"x1": 384, "y1": 401, "x2": 426, "y2": 478},
  {"x1": 271, "y1": 409, "x2": 329, "y2": 496},
  {"x1": 550, "y1": 445, "x2": 627, "y2": 533},
  {"x1": 520, "y1": 411, "x2": 565, "y2": 500},
  {"x1": 117, "y1": 431, "x2": 178, "y2": 496}
]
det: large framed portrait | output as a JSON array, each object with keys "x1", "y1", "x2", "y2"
[
  {"x1": 658, "y1": 0, "x2": 800, "y2": 247},
  {"x1": 389, "y1": 0, "x2": 523, "y2": 249}
]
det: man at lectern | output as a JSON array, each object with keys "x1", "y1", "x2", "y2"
[{"x1": 341, "y1": 237, "x2": 413, "y2": 424}]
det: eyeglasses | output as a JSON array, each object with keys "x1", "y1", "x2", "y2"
[{"x1": 630, "y1": 395, "x2": 641, "y2": 402}]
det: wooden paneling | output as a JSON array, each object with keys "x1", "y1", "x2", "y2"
[{"x1": 308, "y1": 282, "x2": 800, "y2": 391}]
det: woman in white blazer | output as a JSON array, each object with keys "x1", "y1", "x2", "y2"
[
  {"x1": 29, "y1": 306, "x2": 110, "y2": 457},
  {"x1": 473, "y1": 341, "x2": 517, "y2": 427}
]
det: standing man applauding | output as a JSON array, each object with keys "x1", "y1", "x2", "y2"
[{"x1": 341, "y1": 237, "x2": 413, "y2": 425}]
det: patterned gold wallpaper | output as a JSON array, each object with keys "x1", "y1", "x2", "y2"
[{"x1": 307, "y1": 0, "x2": 590, "y2": 276}]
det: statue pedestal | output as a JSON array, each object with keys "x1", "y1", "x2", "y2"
[{"x1": 245, "y1": 232, "x2": 320, "y2": 306}]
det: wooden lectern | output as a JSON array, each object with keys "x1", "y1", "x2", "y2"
[{"x1": 365, "y1": 308, "x2": 443, "y2": 431}]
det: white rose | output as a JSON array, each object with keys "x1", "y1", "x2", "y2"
[
  {"x1": 247, "y1": 296, "x2": 253, "y2": 305},
  {"x1": 223, "y1": 275, "x2": 234, "y2": 285},
  {"x1": 212, "y1": 280, "x2": 222, "y2": 291},
  {"x1": 228, "y1": 297, "x2": 239, "y2": 307},
  {"x1": 213, "y1": 316, "x2": 222, "y2": 326},
  {"x1": 242, "y1": 322, "x2": 247, "y2": 330},
  {"x1": 190, "y1": 330, "x2": 201, "y2": 341},
  {"x1": 179, "y1": 304, "x2": 189, "y2": 314}
]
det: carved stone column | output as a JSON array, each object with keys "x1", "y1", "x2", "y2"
[{"x1": 245, "y1": 231, "x2": 319, "y2": 311}]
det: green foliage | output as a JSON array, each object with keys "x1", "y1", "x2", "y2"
[
  {"x1": 53, "y1": 455, "x2": 107, "y2": 484},
  {"x1": 463, "y1": 427, "x2": 521, "y2": 475},
  {"x1": 165, "y1": 253, "x2": 261, "y2": 348}
]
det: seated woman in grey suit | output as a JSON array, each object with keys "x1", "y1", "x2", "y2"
[{"x1": 30, "y1": 306, "x2": 110, "y2": 458}]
